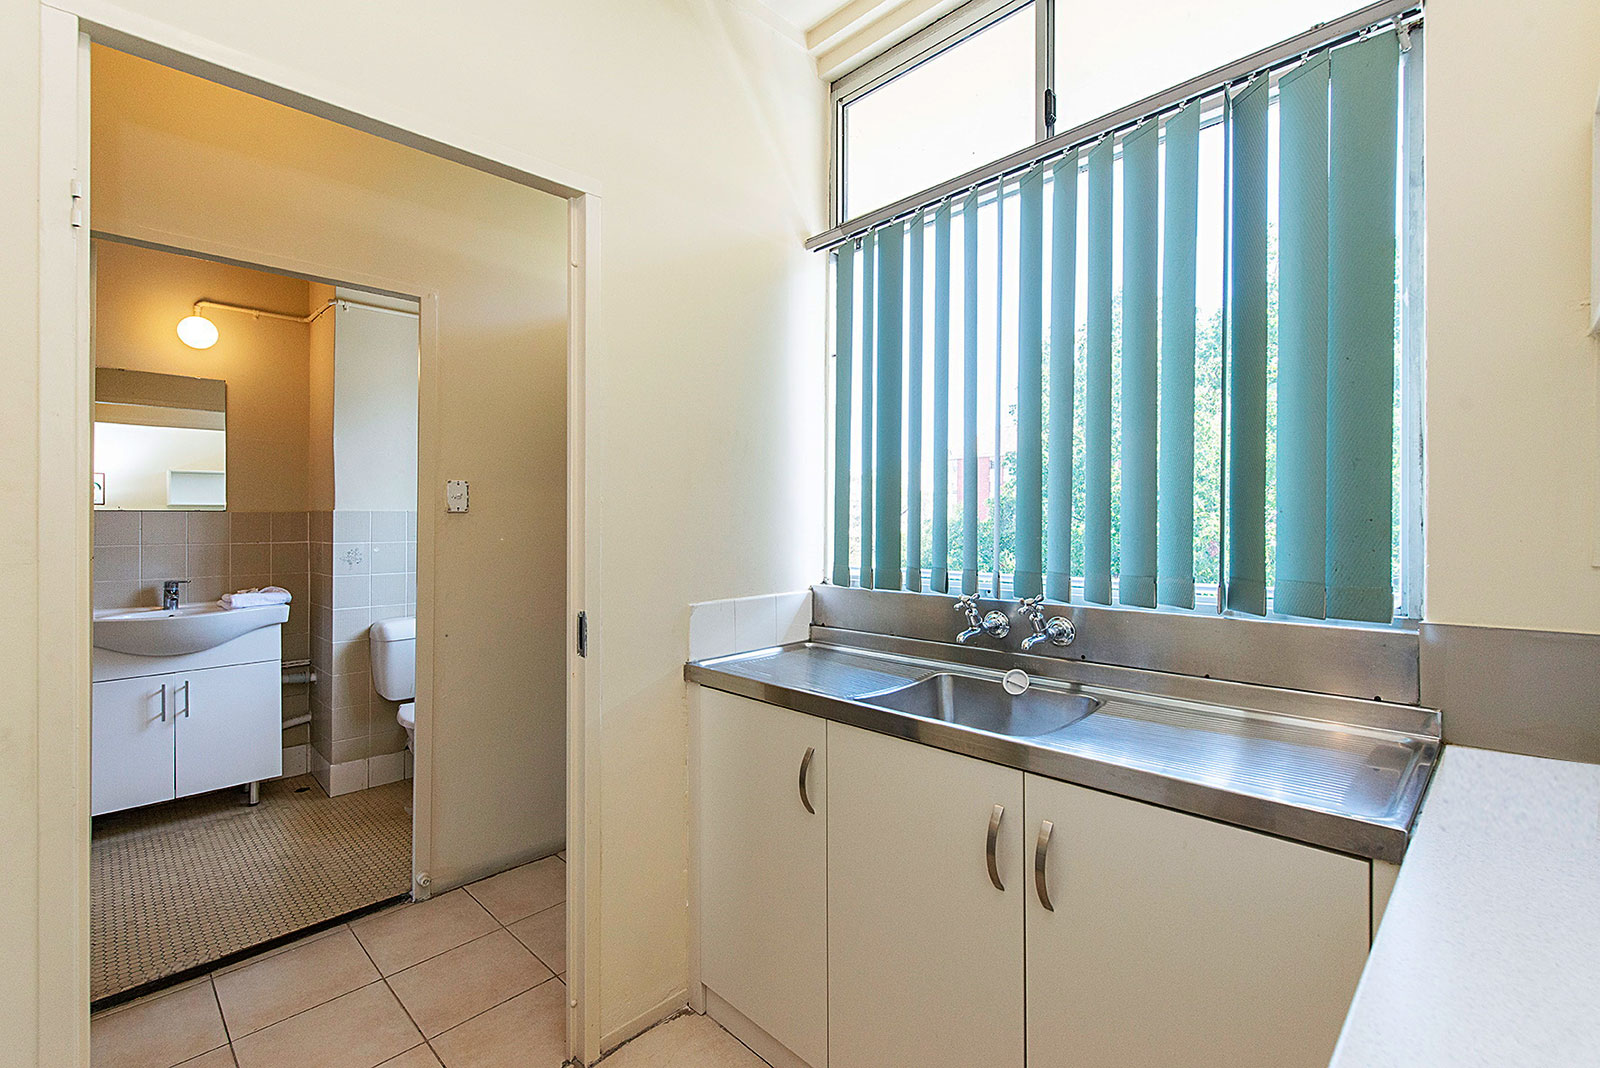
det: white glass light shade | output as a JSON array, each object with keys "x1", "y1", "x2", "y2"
[{"x1": 176, "y1": 315, "x2": 219, "y2": 349}]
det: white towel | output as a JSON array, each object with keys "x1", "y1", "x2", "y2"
[{"x1": 218, "y1": 586, "x2": 293, "y2": 609}]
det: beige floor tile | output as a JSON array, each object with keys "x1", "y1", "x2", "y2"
[
  {"x1": 376, "y1": 1046, "x2": 443, "y2": 1067},
  {"x1": 463, "y1": 856, "x2": 565, "y2": 925},
  {"x1": 91, "y1": 980, "x2": 229, "y2": 1068},
  {"x1": 211, "y1": 923, "x2": 347, "y2": 976},
  {"x1": 507, "y1": 902, "x2": 565, "y2": 976},
  {"x1": 213, "y1": 927, "x2": 381, "y2": 1037},
  {"x1": 387, "y1": 929, "x2": 553, "y2": 1038},
  {"x1": 175, "y1": 1048, "x2": 237, "y2": 1067},
  {"x1": 231, "y1": 981, "x2": 420, "y2": 1068},
  {"x1": 350, "y1": 889, "x2": 497, "y2": 975},
  {"x1": 430, "y1": 977, "x2": 566, "y2": 1068},
  {"x1": 604, "y1": 1014, "x2": 768, "y2": 1068}
]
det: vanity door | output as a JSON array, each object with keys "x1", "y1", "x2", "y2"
[
  {"x1": 175, "y1": 660, "x2": 283, "y2": 797},
  {"x1": 91, "y1": 675, "x2": 177, "y2": 816}
]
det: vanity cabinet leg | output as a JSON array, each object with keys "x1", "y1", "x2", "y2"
[{"x1": 246, "y1": 781, "x2": 260, "y2": 806}]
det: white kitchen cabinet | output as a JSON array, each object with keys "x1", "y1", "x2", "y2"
[
  {"x1": 91, "y1": 673, "x2": 179, "y2": 815},
  {"x1": 1023, "y1": 773, "x2": 1370, "y2": 1068},
  {"x1": 175, "y1": 660, "x2": 283, "y2": 798},
  {"x1": 698, "y1": 690, "x2": 829, "y2": 1068},
  {"x1": 827, "y1": 722, "x2": 1025, "y2": 1068}
]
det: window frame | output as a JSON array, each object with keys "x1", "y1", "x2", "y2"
[{"x1": 824, "y1": 1, "x2": 1427, "y2": 626}]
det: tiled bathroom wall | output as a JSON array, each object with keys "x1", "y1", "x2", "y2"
[
  {"x1": 309, "y1": 509, "x2": 419, "y2": 796},
  {"x1": 92, "y1": 510, "x2": 314, "y2": 775},
  {"x1": 688, "y1": 589, "x2": 813, "y2": 661}
]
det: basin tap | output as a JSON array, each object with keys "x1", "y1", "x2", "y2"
[
  {"x1": 162, "y1": 579, "x2": 189, "y2": 611},
  {"x1": 954, "y1": 593, "x2": 1011, "y2": 643},
  {"x1": 1016, "y1": 594, "x2": 1075, "y2": 651}
]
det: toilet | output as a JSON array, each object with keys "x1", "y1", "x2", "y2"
[{"x1": 369, "y1": 616, "x2": 416, "y2": 749}]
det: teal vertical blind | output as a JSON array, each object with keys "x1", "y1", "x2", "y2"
[
  {"x1": 1014, "y1": 165, "x2": 1046, "y2": 598},
  {"x1": 826, "y1": 27, "x2": 1408, "y2": 626},
  {"x1": 1045, "y1": 151, "x2": 1078, "y2": 603}
]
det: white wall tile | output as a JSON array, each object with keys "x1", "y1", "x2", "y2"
[
  {"x1": 280, "y1": 744, "x2": 309, "y2": 778},
  {"x1": 734, "y1": 595, "x2": 777, "y2": 652},
  {"x1": 688, "y1": 599, "x2": 737, "y2": 660},
  {"x1": 326, "y1": 758, "x2": 368, "y2": 796},
  {"x1": 773, "y1": 589, "x2": 814, "y2": 645},
  {"x1": 368, "y1": 751, "x2": 404, "y2": 787}
]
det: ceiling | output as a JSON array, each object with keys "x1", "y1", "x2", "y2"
[{"x1": 756, "y1": 0, "x2": 861, "y2": 34}]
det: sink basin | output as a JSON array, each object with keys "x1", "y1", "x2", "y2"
[
  {"x1": 864, "y1": 673, "x2": 1100, "y2": 738},
  {"x1": 93, "y1": 602, "x2": 290, "y2": 657}
]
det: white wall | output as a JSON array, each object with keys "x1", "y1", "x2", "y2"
[
  {"x1": 331, "y1": 297, "x2": 419, "y2": 512},
  {"x1": 92, "y1": 422, "x2": 225, "y2": 509}
]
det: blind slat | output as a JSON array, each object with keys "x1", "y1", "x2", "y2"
[
  {"x1": 1226, "y1": 76, "x2": 1269, "y2": 616},
  {"x1": 961, "y1": 192, "x2": 980, "y2": 595},
  {"x1": 1327, "y1": 32, "x2": 1399, "y2": 623},
  {"x1": 1046, "y1": 152, "x2": 1078, "y2": 602},
  {"x1": 1276, "y1": 53, "x2": 1331, "y2": 619},
  {"x1": 832, "y1": 245, "x2": 855, "y2": 587},
  {"x1": 859, "y1": 230, "x2": 876, "y2": 589},
  {"x1": 931, "y1": 204, "x2": 952, "y2": 593},
  {"x1": 1015, "y1": 167, "x2": 1046, "y2": 598},
  {"x1": 1119, "y1": 119, "x2": 1159, "y2": 608},
  {"x1": 1083, "y1": 138, "x2": 1114, "y2": 605},
  {"x1": 1158, "y1": 105, "x2": 1199, "y2": 608},
  {"x1": 907, "y1": 213, "x2": 925, "y2": 591},
  {"x1": 874, "y1": 223, "x2": 904, "y2": 590}
]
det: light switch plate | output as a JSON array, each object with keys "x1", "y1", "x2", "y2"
[{"x1": 445, "y1": 480, "x2": 469, "y2": 513}]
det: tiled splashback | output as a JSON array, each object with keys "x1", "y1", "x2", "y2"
[
  {"x1": 92, "y1": 510, "x2": 312, "y2": 663},
  {"x1": 309, "y1": 509, "x2": 418, "y2": 796},
  {"x1": 689, "y1": 589, "x2": 812, "y2": 661}
]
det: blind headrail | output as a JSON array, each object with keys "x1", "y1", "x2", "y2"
[{"x1": 806, "y1": 0, "x2": 1421, "y2": 253}]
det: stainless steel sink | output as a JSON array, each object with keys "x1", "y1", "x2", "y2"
[{"x1": 864, "y1": 673, "x2": 1100, "y2": 738}]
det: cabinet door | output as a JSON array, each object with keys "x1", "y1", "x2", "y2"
[
  {"x1": 699, "y1": 690, "x2": 828, "y2": 1068},
  {"x1": 91, "y1": 676, "x2": 177, "y2": 816},
  {"x1": 175, "y1": 660, "x2": 283, "y2": 797},
  {"x1": 828, "y1": 722, "x2": 1025, "y2": 1068},
  {"x1": 1024, "y1": 775, "x2": 1369, "y2": 1068}
]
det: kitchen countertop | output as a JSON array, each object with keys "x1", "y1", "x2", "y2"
[
  {"x1": 686, "y1": 639, "x2": 1439, "y2": 862},
  {"x1": 1330, "y1": 746, "x2": 1600, "y2": 1067}
]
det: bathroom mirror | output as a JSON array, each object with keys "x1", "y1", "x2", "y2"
[{"x1": 93, "y1": 367, "x2": 227, "y2": 510}]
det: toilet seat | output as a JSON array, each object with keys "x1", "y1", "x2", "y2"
[{"x1": 398, "y1": 701, "x2": 415, "y2": 749}]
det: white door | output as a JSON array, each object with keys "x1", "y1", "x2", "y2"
[
  {"x1": 175, "y1": 660, "x2": 283, "y2": 797},
  {"x1": 1024, "y1": 774, "x2": 1370, "y2": 1068},
  {"x1": 698, "y1": 690, "x2": 828, "y2": 1067},
  {"x1": 91, "y1": 676, "x2": 176, "y2": 816},
  {"x1": 828, "y1": 723, "x2": 1025, "y2": 1068}
]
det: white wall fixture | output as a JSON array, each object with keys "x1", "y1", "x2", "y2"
[{"x1": 1591, "y1": 84, "x2": 1599, "y2": 336}]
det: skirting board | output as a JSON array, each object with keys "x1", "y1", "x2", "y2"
[{"x1": 601, "y1": 989, "x2": 689, "y2": 1055}]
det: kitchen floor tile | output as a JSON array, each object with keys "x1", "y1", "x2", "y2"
[
  {"x1": 507, "y1": 902, "x2": 565, "y2": 976},
  {"x1": 429, "y1": 977, "x2": 566, "y2": 1068},
  {"x1": 463, "y1": 856, "x2": 564, "y2": 925},
  {"x1": 604, "y1": 1013, "x2": 769, "y2": 1067},
  {"x1": 386, "y1": 929, "x2": 552, "y2": 1038},
  {"x1": 376, "y1": 1046, "x2": 444, "y2": 1067},
  {"x1": 212, "y1": 927, "x2": 380, "y2": 1037},
  {"x1": 90, "y1": 980, "x2": 228, "y2": 1068},
  {"x1": 351, "y1": 889, "x2": 498, "y2": 975},
  {"x1": 230, "y1": 981, "x2": 419, "y2": 1068}
]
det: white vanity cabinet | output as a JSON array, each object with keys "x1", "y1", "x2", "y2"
[
  {"x1": 694, "y1": 690, "x2": 1380, "y2": 1068},
  {"x1": 1023, "y1": 774, "x2": 1370, "y2": 1068},
  {"x1": 92, "y1": 627, "x2": 283, "y2": 816},
  {"x1": 698, "y1": 690, "x2": 829, "y2": 1068},
  {"x1": 827, "y1": 721, "x2": 1025, "y2": 1068}
]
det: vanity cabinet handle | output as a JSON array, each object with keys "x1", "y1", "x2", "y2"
[
  {"x1": 986, "y1": 803, "x2": 1006, "y2": 891},
  {"x1": 798, "y1": 746, "x2": 816, "y2": 814},
  {"x1": 157, "y1": 684, "x2": 168, "y2": 722},
  {"x1": 177, "y1": 680, "x2": 192, "y2": 719},
  {"x1": 1035, "y1": 819, "x2": 1055, "y2": 911}
]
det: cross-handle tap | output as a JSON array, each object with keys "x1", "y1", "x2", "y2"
[
  {"x1": 954, "y1": 593, "x2": 1010, "y2": 643},
  {"x1": 1016, "y1": 594, "x2": 1075, "y2": 651}
]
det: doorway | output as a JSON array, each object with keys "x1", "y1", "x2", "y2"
[{"x1": 39, "y1": 12, "x2": 604, "y2": 1063}]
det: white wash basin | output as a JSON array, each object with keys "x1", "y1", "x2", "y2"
[{"x1": 93, "y1": 602, "x2": 290, "y2": 656}]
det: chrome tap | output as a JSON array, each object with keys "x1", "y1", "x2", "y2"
[
  {"x1": 954, "y1": 593, "x2": 1010, "y2": 643},
  {"x1": 162, "y1": 579, "x2": 189, "y2": 611},
  {"x1": 1017, "y1": 594, "x2": 1075, "y2": 651}
]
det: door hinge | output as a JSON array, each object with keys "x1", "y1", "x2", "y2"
[
  {"x1": 69, "y1": 178, "x2": 85, "y2": 229},
  {"x1": 1044, "y1": 88, "x2": 1057, "y2": 130},
  {"x1": 576, "y1": 611, "x2": 588, "y2": 658}
]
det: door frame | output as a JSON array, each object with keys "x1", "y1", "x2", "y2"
[{"x1": 36, "y1": 4, "x2": 606, "y2": 1063}]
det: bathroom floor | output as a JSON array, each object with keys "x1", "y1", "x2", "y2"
[
  {"x1": 92, "y1": 774, "x2": 412, "y2": 1003},
  {"x1": 90, "y1": 854, "x2": 767, "y2": 1067}
]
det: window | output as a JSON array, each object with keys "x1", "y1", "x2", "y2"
[{"x1": 822, "y1": 6, "x2": 1423, "y2": 626}]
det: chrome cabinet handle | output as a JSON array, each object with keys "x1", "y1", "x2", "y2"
[
  {"x1": 1035, "y1": 819, "x2": 1055, "y2": 911},
  {"x1": 178, "y1": 680, "x2": 192, "y2": 718},
  {"x1": 798, "y1": 746, "x2": 816, "y2": 814},
  {"x1": 986, "y1": 803, "x2": 1006, "y2": 891},
  {"x1": 157, "y1": 684, "x2": 168, "y2": 722}
]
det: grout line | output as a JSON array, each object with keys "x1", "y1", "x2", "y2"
[
  {"x1": 424, "y1": 972, "x2": 567, "y2": 1048},
  {"x1": 209, "y1": 976, "x2": 234, "y2": 1049}
]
